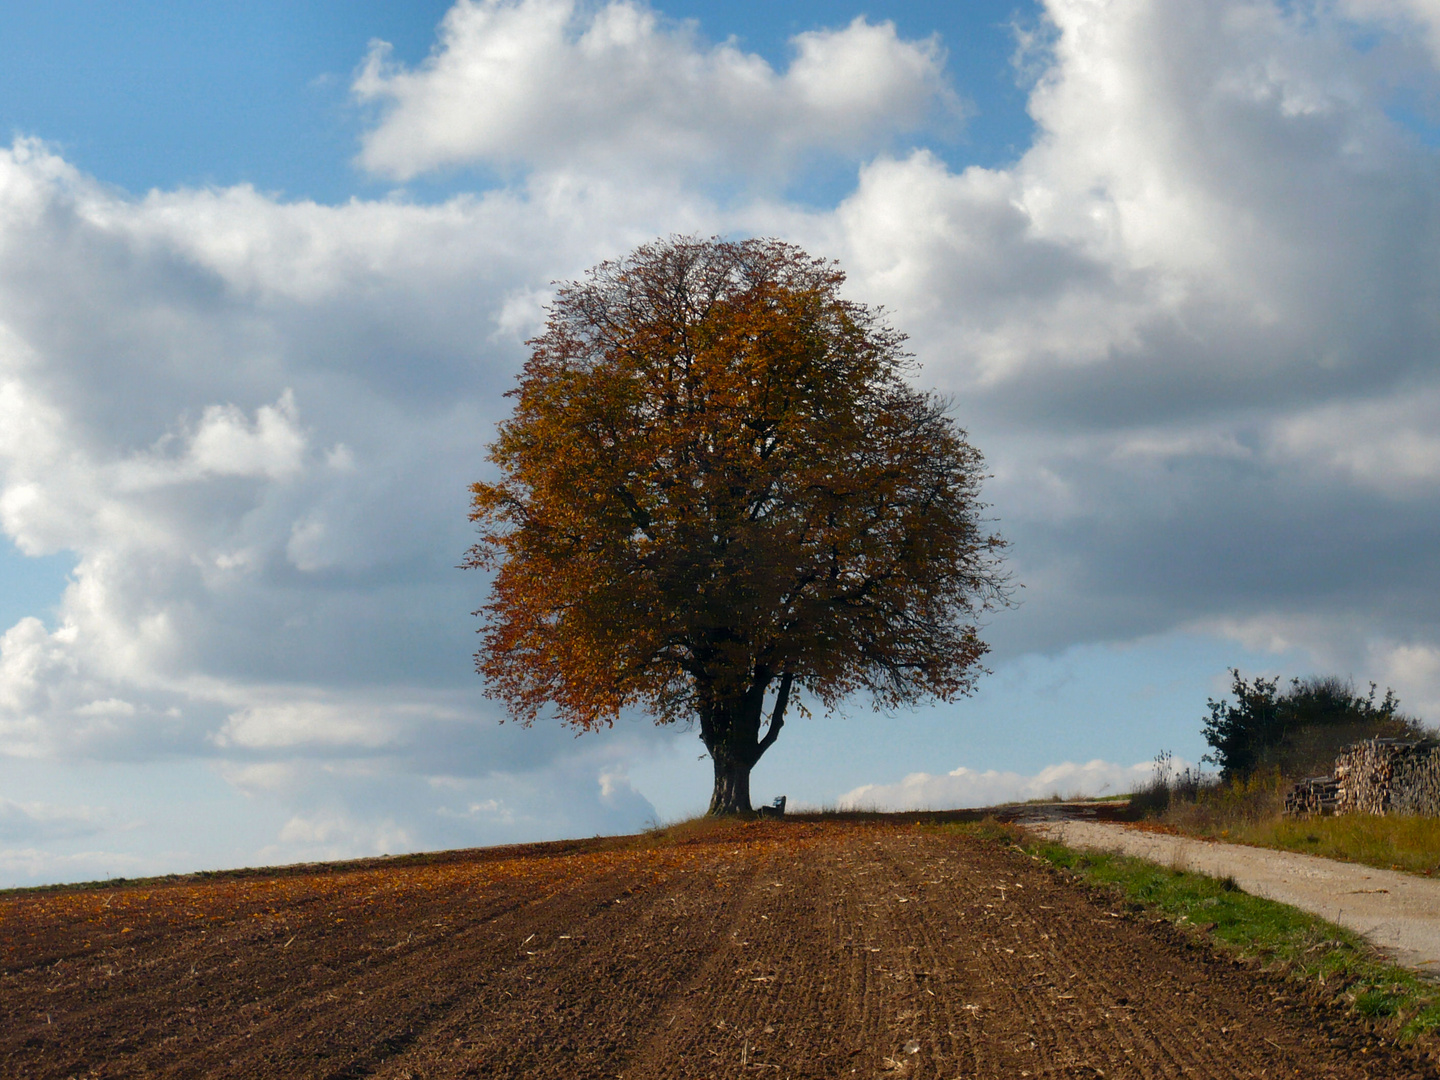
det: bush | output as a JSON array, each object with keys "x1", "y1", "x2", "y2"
[{"x1": 1202, "y1": 670, "x2": 1419, "y2": 781}]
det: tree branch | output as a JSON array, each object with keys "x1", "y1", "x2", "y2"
[
  {"x1": 755, "y1": 669, "x2": 793, "y2": 761},
  {"x1": 611, "y1": 485, "x2": 654, "y2": 537}
]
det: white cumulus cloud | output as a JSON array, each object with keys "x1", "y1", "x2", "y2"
[
  {"x1": 353, "y1": 0, "x2": 952, "y2": 181},
  {"x1": 839, "y1": 759, "x2": 1161, "y2": 812}
]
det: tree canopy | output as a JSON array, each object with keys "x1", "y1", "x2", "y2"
[{"x1": 466, "y1": 236, "x2": 1010, "y2": 814}]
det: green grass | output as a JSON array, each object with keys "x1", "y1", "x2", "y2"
[
  {"x1": 1224, "y1": 814, "x2": 1440, "y2": 877},
  {"x1": 957, "y1": 821, "x2": 1440, "y2": 1042}
]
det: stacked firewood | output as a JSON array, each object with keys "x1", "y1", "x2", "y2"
[
  {"x1": 1333, "y1": 738, "x2": 1440, "y2": 816},
  {"x1": 1284, "y1": 775, "x2": 1339, "y2": 816}
]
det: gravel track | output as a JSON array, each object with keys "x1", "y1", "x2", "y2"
[{"x1": 1023, "y1": 811, "x2": 1440, "y2": 977}]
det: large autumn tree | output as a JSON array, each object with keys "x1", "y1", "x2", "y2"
[{"x1": 466, "y1": 237, "x2": 1010, "y2": 815}]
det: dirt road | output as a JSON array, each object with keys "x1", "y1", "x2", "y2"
[
  {"x1": 1024, "y1": 811, "x2": 1440, "y2": 978},
  {"x1": 1, "y1": 820, "x2": 1432, "y2": 1079}
]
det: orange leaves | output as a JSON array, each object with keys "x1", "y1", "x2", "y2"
[
  {"x1": 1, "y1": 825, "x2": 831, "y2": 973},
  {"x1": 466, "y1": 236, "x2": 1011, "y2": 789}
]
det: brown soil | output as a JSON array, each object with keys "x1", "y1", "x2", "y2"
[{"x1": 1, "y1": 820, "x2": 1433, "y2": 1079}]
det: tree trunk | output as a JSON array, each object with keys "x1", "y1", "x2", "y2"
[
  {"x1": 701, "y1": 670, "x2": 792, "y2": 816},
  {"x1": 708, "y1": 754, "x2": 753, "y2": 815}
]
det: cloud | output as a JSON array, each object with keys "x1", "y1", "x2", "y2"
[
  {"x1": 235, "y1": 748, "x2": 661, "y2": 867},
  {"x1": 1372, "y1": 640, "x2": 1440, "y2": 720},
  {"x1": 0, "y1": 138, "x2": 719, "y2": 881},
  {"x1": 790, "y1": 0, "x2": 1440, "y2": 674},
  {"x1": 0, "y1": 797, "x2": 106, "y2": 842},
  {"x1": 0, "y1": 846, "x2": 147, "y2": 885},
  {"x1": 0, "y1": 136, "x2": 713, "y2": 765},
  {"x1": 353, "y1": 0, "x2": 952, "y2": 181},
  {"x1": 1268, "y1": 389, "x2": 1440, "y2": 491},
  {"x1": 215, "y1": 701, "x2": 403, "y2": 751},
  {"x1": 1190, "y1": 614, "x2": 1440, "y2": 728},
  {"x1": 271, "y1": 811, "x2": 415, "y2": 863},
  {"x1": 838, "y1": 759, "x2": 1161, "y2": 812},
  {"x1": 829, "y1": 4, "x2": 1438, "y2": 403},
  {"x1": 1336, "y1": 0, "x2": 1440, "y2": 68}
]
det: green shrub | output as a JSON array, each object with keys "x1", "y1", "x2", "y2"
[{"x1": 1202, "y1": 671, "x2": 1420, "y2": 781}]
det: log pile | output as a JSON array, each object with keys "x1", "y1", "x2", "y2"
[
  {"x1": 1333, "y1": 738, "x2": 1440, "y2": 816},
  {"x1": 1283, "y1": 738, "x2": 1440, "y2": 816},
  {"x1": 1284, "y1": 775, "x2": 1339, "y2": 816}
]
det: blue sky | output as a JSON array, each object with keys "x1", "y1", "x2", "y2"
[
  {"x1": 0, "y1": 0, "x2": 1437, "y2": 886},
  {"x1": 0, "y1": 2, "x2": 1034, "y2": 199}
]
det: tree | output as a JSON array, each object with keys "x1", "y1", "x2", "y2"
[
  {"x1": 1200, "y1": 670, "x2": 1282, "y2": 781},
  {"x1": 465, "y1": 237, "x2": 1010, "y2": 814}
]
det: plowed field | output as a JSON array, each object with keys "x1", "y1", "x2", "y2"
[{"x1": 1, "y1": 820, "x2": 1433, "y2": 1079}]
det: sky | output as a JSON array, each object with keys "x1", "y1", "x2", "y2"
[{"x1": 1, "y1": 0, "x2": 1439, "y2": 886}]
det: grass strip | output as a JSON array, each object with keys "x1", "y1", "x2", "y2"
[
  {"x1": 1212, "y1": 814, "x2": 1440, "y2": 877},
  {"x1": 1146, "y1": 773, "x2": 1440, "y2": 878},
  {"x1": 967, "y1": 822, "x2": 1440, "y2": 1041}
]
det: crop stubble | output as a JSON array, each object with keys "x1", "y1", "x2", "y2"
[{"x1": 0, "y1": 822, "x2": 1432, "y2": 1078}]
